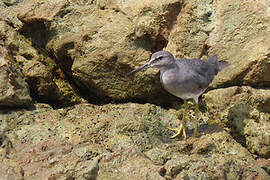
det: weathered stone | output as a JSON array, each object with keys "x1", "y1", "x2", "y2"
[
  {"x1": 22, "y1": 60, "x2": 61, "y2": 102},
  {"x1": 162, "y1": 131, "x2": 269, "y2": 179},
  {"x1": 0, "y1": 46, "x2": 32, "y2": 108},
  {"x1": 2, "y1": 0, "x2": 21, "y2": 6},
  {"x1": 1, "y1": 103, "x2": 269, "y2": 179},
  {"x1": 204, "y1": 86, "x2": 270, "y2": 158},
  {"x1": 145, "y1": 147, "x2": 170, "y2": 166},
  {"x1": 45, "y1": 0, "x2": 182, "y2": 103},
  {"x1": 0, "y1": 0, "x2": 23, "y2": 30},
  {"x1": 0, "y1": 0, "x2": 6, "y2": 9},
  {"x1": 100, "y1": 153, "x2": 163, "y2": 180},
  {"x1": 1, "y1": 0, "x2": 270, "y2": 104},
  {"x1": 166, "y1": 0, "x2": 214, "y2": 59},
  {"x1": 0, "y1": 0, "x2": 66, "y2": 48},
  {"x1": 17, "y1": 0, "x2": 66, "y2": 23},
  {"x1": 164, "y1": 153, "x2": 269, "y2": 179},
  {"x1": 245, "y1": 120, "x2": 270, "y2": 159},
  {"x1": 0, "y1": 0, "x2": 270, "y2": 178},
  {"x1": 0, "y1": 20, "x2": 83, "y2": 105},
  {"x1": 209, "y1": 0, "x2": 270, "y2": 87},
  {"x1": 40, "y1": 0, "x2": 270, "y2": 103},
  {"x1": 167, "y1": 0, "x2": 270, "y2": 88},
  {"x1": 0, "y1": 140, "x2": 102, "y2": 179}
]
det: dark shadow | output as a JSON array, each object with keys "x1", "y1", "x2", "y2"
[
  {"x1": 0, "y1": 104, "x2": 36, "y2": 113},
  {"x1": 0, "y1": 103, "x2": 36, "y2": 111},
  {"x1": 198, "y1": 124, "x2": 224, "y2": 135},
  {"x1": 133, "y1": 33, "x2": 168, "y2": 53},
  {"x1": 19, "y1": 21, "x2": 50, "y2": 49},
  {"x1": 183, "y1": 124, "x2": 224, "y2": 139}
]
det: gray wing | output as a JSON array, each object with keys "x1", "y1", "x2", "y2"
[{"x1": 176, "y1": 58, "x2": 217, "y2": 90}]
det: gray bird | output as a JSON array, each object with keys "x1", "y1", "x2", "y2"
[{"x1": 126, "y1": 50, "x2": 230, "y2": 139}]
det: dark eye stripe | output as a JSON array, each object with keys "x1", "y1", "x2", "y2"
[{"x1": 156, "y1": 56, "x2": 163, "y2": 60}]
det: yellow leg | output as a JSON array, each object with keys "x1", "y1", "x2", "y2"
[
  {"x1": 193, "y1": 103, "x2": 199, "y2": 137},
  {"x1": 168, "y1": 99, "x2": 188, "y2": 139}
]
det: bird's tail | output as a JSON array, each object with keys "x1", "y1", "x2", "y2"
[{"x1": 208, "y1": 54, "x2": 230, "y2": 72}]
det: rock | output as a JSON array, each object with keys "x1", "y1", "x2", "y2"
[
  {"x1": 163, "y1": 153, "x2": 269, "y2": 179},
  {"x1": 22, "y1": 60, "x2": 61, "y2": 103},
  {"x1": 204, "y1": 86, "x2": 270, "y2": 158},
  {"x1": 166, "y1": 0, "x2": 214, "y2": 59},
  {"x1": 161, "y1": 131, "x2": 268, "y2": 179},
  {"x1": 33, "y1": 0, "x2": 270, "y2": 103},
  {"x1": 1, "y1": 103, "x2": 269, "y2": 179},
  {"x1": 0, "y1": 140, "x2": 101, "y2": 179},
  {"x1": 167, "y1": 0, "x2": 270, "y2": 88},
  {"x1": 100, "y1": 153, "x2": 163, "y2": 180},
  {"x1": 0, "y1": 45, "x2": 32, "y2": 108},
  {"x1": 145, "y1": 147, "x2": 170, "y2": 166},
  {"x1": 1, "y1": 0, "x2": 21, "y2": 6},
  {"x1": 17, "y1": 0, "x2": 66, "y2": 23},
  {"x1": 1, "y1": 0, "x2": 270, "y2": 105},
  {"x1": 0, "y1": 0, "x2": 6, "y2": 9},
  {"x1": 2, "y1": 0, "x2": 269, "y2": 105},
  {"x1": 209, "y1": 0, "x2": 270, "y2": 88},
  {"x1": 45, "y1": 0, "x2": 182, "y2": 103},
  {"x1": 245, "y1": 120, "x2": 270, "y2": 159},
  {"x1": 0, "y1": 0, "x2": 270, "y2": 178},
  {"x1": 77, "y1": 156, "x2": 100, "y2": 180},
  {"x1": 0, "y1": 0, "x2": 23, "y2": 30},
  {"x1": 0, "y1": 20, "x2": 83, "y2": 105}
]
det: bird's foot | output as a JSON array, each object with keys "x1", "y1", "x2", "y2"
[{"x1": 168, "y1": 123, "x2": 186, "y2": 139}]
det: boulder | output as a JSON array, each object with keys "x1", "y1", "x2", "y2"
[
  {"x1": 0, "y1": 20, "x2": 83, "y2": 105},
  {"x1": 1, "y1": 103, "x2": 269, "y2": 179},
  {"x1": 1, "y1": 0, "x2": 270, "y2": 105},
  {"x1": 22, "y1": 60, "x2": 61, "y2": 103},
  {"x1": 204, "y1": 86, "x2": 270, "y2": 158},
  {"x1": 45, "y1": 0, "x2": 183, "y2": 102},
  {"x1": 167, "y1": 0, "x2": 270, "y2": 88},
  {"x1": 0, "y1": 45, "x2": 32, "y2": 107}
]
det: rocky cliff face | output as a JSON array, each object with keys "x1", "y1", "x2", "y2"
[{"x1": 0, "y1": 0, "x2": 270, "y2": 179}]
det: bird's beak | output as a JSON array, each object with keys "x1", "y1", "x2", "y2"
[{"x1": 126, "y1": 61, "x2": 151, "y2": 76}]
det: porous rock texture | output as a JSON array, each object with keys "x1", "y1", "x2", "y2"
[
  {"x1": 0, "y1": 14, "x2": 83, "y2": 106},
  {"x1": 1, "y1": 103, "x2": 270, "y2": 179},
  {"x1": 0, "y1": 0, "x2": 270, "y2": 179},
  {"x1": 0, "y1": 44, "x2": 32, "y2": 107}
]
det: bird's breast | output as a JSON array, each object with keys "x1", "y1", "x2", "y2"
[
  {"x1": 160, "y1": 69, "x2": 182, "y2": 95},
  {"x1": 160, "y1": 68, "x2": 207, "y2": 100}
]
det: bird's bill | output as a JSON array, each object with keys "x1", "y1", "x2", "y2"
[{"x1": 126, "y1": 62, "x2": 150, "y2": 76}]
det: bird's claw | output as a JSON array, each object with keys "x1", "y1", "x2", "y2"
[{"x1": 168, "y1": 123, "x2": 186, "y2": 139}]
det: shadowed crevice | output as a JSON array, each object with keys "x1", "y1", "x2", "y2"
[{"x1": 19, "y1": 21, "x2": 49, "y2": 49}]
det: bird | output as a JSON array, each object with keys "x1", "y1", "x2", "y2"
[{"x1": 126, "y1": 50, "x2": 230, "y2": 139}]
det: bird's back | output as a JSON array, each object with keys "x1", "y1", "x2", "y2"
[
  {"x1": 176, "y1": 58, "x2": 217, "y2": 90},
  {"x1": 160, "y1": 55, "x2": 228, "y2": 102}
]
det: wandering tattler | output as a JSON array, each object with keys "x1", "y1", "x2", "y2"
[{"x1": 126, "y1": 51, "x2": 230, "y2": 139}]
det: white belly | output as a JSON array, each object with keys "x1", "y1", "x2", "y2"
[{"x1": 160, "y1": 70, "x2": 206, "y2": 103}]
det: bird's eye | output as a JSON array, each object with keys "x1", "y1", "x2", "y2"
[{"x1": 156, "y1": 56, "x2": 163, "y2": 60}]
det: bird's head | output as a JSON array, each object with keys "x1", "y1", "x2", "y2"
[{"x1": 126, "y1": 50, "x2": 175, "y2": 75}]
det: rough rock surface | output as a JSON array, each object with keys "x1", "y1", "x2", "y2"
[
  {"x1": 45, "y1": 0, "x2": 269, "y2": 100},
  {"x1": 0, "y1": 0, "x2": 270, "y2": 179},
  {"x1": 44, "y1": 0, "x2": 183, "y2": 103},
  {"x1": 209, "y1": 0, "x2": 270, "y2": 88},
  {"x1": 0, "y1": 0, "x2": 269, "y2": 102},
  {"x1": 0, "y1": 20, "x2": 83, "y2": 105},
  {"x1": 204, "y1": 86, "x2": 270, "y2": 158},
  {"x1": 167, "y1": 0, "x2": 270, "y2": 88},
  {"x1": 0, "y1": 45, "x2": 32, "y2": 107},
  {"x1": 1, "y1": 103, "x2": 269, "y2": 179}
]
